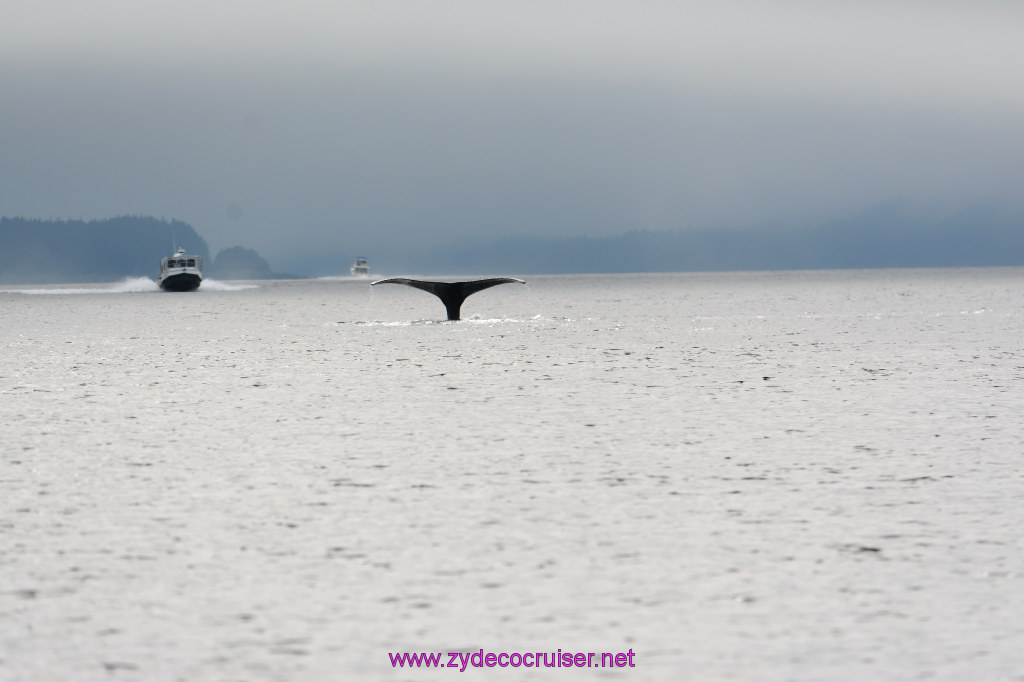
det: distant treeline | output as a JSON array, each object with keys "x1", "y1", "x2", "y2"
[
  {"x1": 433, "y1": 204, "x2": 1024, "y2": 274},
  {"x1": 0, "y1": 216, "x2": 291, "y2": 284},
  {"x1": 211, "y1": 245, "x2": 295, "y2": 280},
  {"x1": 6, "y1": 205, "x2": 1024, "y2": 282}
]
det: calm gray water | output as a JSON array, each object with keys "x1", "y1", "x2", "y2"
[{"x1": 2, "y1": 269, "x2": 1023, "y2": 681}]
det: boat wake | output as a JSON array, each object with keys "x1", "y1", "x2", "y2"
[
  {"x1": 201, "y1": 280, "x2": 259, "y2": 291},
  {"x1": 112, "y1": 277, "x2": 160, "y2": 293},
  {"x1": 2, "y1": 277, "x2": 160, "y2": 295},
  {"x1": 2, "y1": 277, "x2": 258, "y2": 294},
  {"x1": 316, "y1": 275, "x2": 379, "y2": 282}
]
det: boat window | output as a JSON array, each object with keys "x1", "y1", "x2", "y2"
[{"x1": 187, "y1": 259, "x2": 196, "y2": 267}]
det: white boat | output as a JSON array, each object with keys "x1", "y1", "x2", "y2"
[
  {"x1": 158, "y1": 247, "x2": 203, "y2": 291},
  {"x1": 350, "y1": 257, "x2": 371, "y2": 277}
]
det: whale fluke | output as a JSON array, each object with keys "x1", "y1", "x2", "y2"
[{"x1": 371, "y1": 277, "x2": 525, "y2": 320}]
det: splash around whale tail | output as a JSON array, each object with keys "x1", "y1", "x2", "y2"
[{"x1": 370, "y1": 277, "x2": 525, "y2": 320}]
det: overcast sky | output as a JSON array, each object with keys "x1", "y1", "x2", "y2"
[{"x1": 3, "y1": 1, "x2": 1023, "y2": 273}]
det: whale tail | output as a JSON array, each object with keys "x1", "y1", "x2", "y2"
[{"x1": 371, "y1": 277, "x2": 525, "y2": 320}]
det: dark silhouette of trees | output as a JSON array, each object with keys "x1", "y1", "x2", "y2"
[{"x1": 0, "y1": 216, "x2": 210, "y2": 284}]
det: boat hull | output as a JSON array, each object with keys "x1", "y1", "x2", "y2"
[{"x1": 159, "y1": 273, "x2": 202, "y2": 291}]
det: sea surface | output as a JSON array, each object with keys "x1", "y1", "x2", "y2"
[{"x1": 2, "y1": 269, "x2": 1023, "y2": 681}]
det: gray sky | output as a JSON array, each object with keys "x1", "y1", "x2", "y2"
[{"x1": 3, "y1": 1, "x2": 1023, "y2": 274}]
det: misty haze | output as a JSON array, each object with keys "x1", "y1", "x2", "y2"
[{"x1": 3, "y1": 1, "x2": 1023, "y2": 277}]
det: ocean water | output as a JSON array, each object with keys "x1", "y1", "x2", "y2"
[{"x1": 1, "y1": 269, "x2": 1022, "y2": 681}]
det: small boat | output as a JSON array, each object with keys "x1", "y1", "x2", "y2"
[
  {"x1": 350, "y1": 257, "x2": 371, "y2": 277},
  {"x1": 158, "y1": 247, "x2": 203, "y2": 291}
]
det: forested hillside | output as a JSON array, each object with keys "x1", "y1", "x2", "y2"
[{"x1": 0, "y1": 216, "x2": 209, "y2": 284}]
